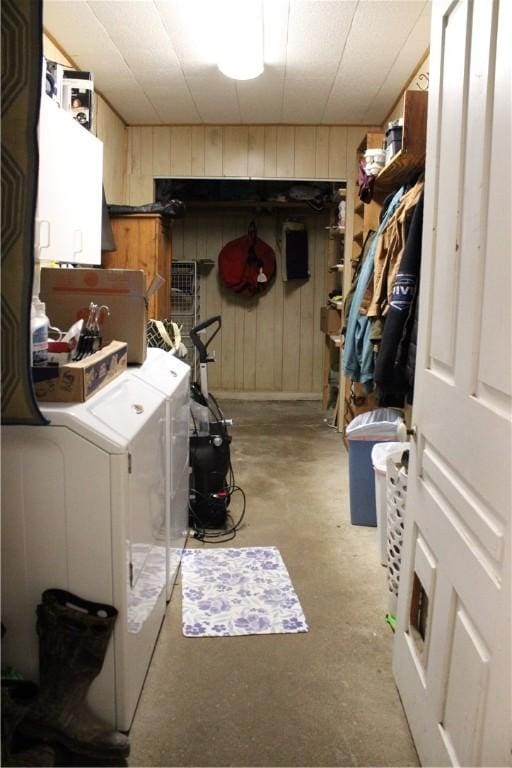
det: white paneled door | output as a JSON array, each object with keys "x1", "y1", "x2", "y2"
[{"x1": 393, "y1": 1, "x2": 511, "y2": 766}]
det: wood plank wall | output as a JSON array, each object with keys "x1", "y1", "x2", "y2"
[
  {"x1": 172, "y1": 210, "x2": 330, "y2": 396},
  {"x1": 126, "y1": 125, "x2": 369, "y2": 396},
  {"x1": 43, "y1": 34, "x2": 127, "y2": 203},
  {"x1": 125, "y1": 125, "x2": 369, "y2": 204}
]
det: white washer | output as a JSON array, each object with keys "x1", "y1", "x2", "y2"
[
  {"x1": 129, "y1": 348, "x2": 190, "y2": 599},
  {"x1": 1, "y1": 371, "x2": 169, "y2": 731}
]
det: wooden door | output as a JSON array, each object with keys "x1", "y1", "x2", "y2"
[{"x1": 393, "y1": 1, "x2": 511, "y2": 766}]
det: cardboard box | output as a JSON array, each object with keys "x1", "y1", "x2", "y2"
[
  {"x1": 320, "y1": 306, "x2": 341, "y2": 334},
  {"x1": 34, "y1": 341, "x2": 127, "y2": 403},
  {"x1": 41, "y1": 268, "x2": 147, "y2": 364}
]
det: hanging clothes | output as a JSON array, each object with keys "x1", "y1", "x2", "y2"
[
  {"x1": 366, "y1": 177, "x2": 424, "y2": 320},
  {"x1": 374, "y1": 191, "x2": 424, "y2": 403},
  {"x1": 343, "y1": 187, "x2": 404, "y2": 387}
]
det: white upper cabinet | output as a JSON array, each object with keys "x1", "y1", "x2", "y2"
[{"x1": 37, "y1": 94, "x2": 103, "y2": 264}]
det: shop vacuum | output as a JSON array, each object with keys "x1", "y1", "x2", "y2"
[{"x1": 189, "y1": 316, "x2": 245, "y2": 542}]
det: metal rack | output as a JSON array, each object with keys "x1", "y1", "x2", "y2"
[{"x1": 171, "y1": 261, "x2": 199, "y2": 377}]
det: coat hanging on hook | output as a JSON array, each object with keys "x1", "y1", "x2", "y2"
[{"x1": 218, "y1": 221, "x2": 276, "y2": 298}]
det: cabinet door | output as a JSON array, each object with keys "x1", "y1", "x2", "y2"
[
  {"x1": 37, "y1": 95, "x2": 103, "y2": 265},
  {"x1": 106, "y1": 216, "x2": 172, "y2": 320}
]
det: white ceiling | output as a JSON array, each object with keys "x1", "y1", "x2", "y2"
[{"x1": 43, "y1": 0, "x2": 431, "y2": 126}]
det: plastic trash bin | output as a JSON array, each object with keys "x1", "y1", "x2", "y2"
[
  {"x1": 346, "y1": 408, "x2": 404, "y2": 527},
  {"x1": 371, "y1": 442, "x2": 408, "y2": 565}
]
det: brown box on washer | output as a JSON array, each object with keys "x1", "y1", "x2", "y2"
[
  {"x1": 34, "y1": 341, "x2": 127, "y2": 403},
  {"x1": 41, "y1": 267, "x2": 147, "y2": 364},
  {"x1": 320, "y1": 306, "x2": 341, "y2": 334}
]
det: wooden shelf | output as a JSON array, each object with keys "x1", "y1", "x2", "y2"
[
  {"x1": 328, "y1": 300, "x2": 343, "y2": 310},
  {"x1": 374, "y1": 149, "x2": 425, "y2": 192},
  {"x1": 186, "y1": 200, "x2": 337, "y2": 211},
  {"x1": 328, "y1": 264, "x2": 344, "y2": 272},
  {"x1": 325, "y1": 226, "x2": 345, "y2": 235},
  {"x1": 329, "y1": 334, "x2": 341, "y2": 347}
]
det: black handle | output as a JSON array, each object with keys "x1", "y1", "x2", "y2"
[{"x1": 190, "y1": 315, "x2": 221, "y2": 363}]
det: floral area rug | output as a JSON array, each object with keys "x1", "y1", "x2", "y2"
[{"x1": 181, "y1": 547, "x2": 309, "y2": 637}]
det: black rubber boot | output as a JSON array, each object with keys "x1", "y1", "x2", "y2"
[
  {"x1": 22, "y1": 590, "x2": 130, "y2": 760},
  {"x1": 1, "y1": 679, "x2": 55, "y2": 766}
]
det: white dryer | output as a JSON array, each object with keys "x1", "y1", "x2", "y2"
[
  {"x1": 129, "y1": 348, "x2": 190, "y2": 599},
  {"x1": 1, "y1": 371, "x2": 169, "y2": 731}
]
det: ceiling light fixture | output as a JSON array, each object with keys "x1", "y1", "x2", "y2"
[{"x1": 217, "y1": 0, "x2": 264, "y2": 80}]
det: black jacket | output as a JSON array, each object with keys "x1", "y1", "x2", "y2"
[{"x1": 374, "y1": 191, "x2": 424, "y2": 403}]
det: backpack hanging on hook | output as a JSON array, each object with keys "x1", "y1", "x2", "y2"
[{"x1": 218, "y1": 220, "x2": 276, "y2": 297}]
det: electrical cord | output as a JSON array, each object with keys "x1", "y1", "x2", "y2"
[{"x1": 188, "y1": 485, "x2": 246, "y2": 544}]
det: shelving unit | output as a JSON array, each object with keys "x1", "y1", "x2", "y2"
[
  {"x1": 340, "y1": 89, "x2": 428, "y2": 437},
  {"x1": 321, "y1": 199, "x2": 345, "y2": 413}
]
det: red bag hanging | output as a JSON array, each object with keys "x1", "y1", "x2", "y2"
[{"x1": 218, "y1": 221, "x2": 276, "y2": 297}]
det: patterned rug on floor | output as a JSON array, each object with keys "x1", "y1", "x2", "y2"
[{"x1": 181, "y1": 547, "x2": 309, "y2": 637}]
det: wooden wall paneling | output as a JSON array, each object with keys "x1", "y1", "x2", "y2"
[
  {"x1": 204, "y1": 127, "x2": 223, "y2": 176},
  {"x1": 222, "y1": 127, "x2": 249, "y2": 177},
  {"x1": 240, "y1": 219, "x2": 258, "y2": 389},
  {"x1": 219, "y1": 217, "x2": 238, "y2": 389},
  {"x1": 276, "y1": 126, "x2": 295, "y2": 177},
  {"x1": 312, "y1": 215, "x2": 328, "y2": 392},
  {"x1": 298, "y1": 219, "x2": 315, "y2": 392},
  {"x1": 139, "y1": 127, "x2": 153, "y2": 176},
  {"x1": 272, "y1": 241, "x2": 285, "y2": 389},
  {"x1": 282, "y1": 280, "x2": 301, "y2": 391},
  {"x1": 255, "y1": 274, "x2": 276, "y2": 391},
  {"x1": 127, "y1": 175, "x2": 153, "y2": 205},
  {"x1": 315, "y1": 126, "x2": 330, "y2": 178},
  {"x1": 295, "y1": 127, "x2": 316, "y2": 178},
  {"x1": 230, "y1": 215, "x2": 247, "y2": 391},
  {"x1": 152, "y1": 126, "x2": 171, "y2": 176},
  {"x1": 191, "y1": 126, "x2": 205, "y2": 176},
  {"x1": 171, "y1": 127, "x2": 192, "y2": 176},
  {"x1": 248, "y1": 126, "x2": 265, "y2": 177},
  {"x1": 202, "y1": 215, "x2": 223, "y2": 388},
  {"x1": 95, "y1": 96, "x2": 127, "y2": 204},
  {"x1": 328, "y1": 126, "x2": 348, "y2": 179},
  {"x1": 264, "y1": 127, "x2": 277, "y2": 177}
]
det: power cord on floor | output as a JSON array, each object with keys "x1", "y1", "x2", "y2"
[{"x1": 189, "y1": 485, "x2": 246, "y2": 544}]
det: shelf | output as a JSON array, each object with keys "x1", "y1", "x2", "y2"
[
  {"x1": 328, "y1": 264, "x2": 344, "y2": 272},
  {"x1": 328, "y1": 300, "x2": 343, "y2": 310},
  {"x1": 186, "y1": 200, "x2": 337, "y2": 211},
  {"x1": 325, "y1": 226, "x2": 345, "y2": 235},
  {"x1": 374, "y1": 149, "x2": 425, "y2": 192},
  {"x1": 329, "y1": 334, "x2": 341, "y2": 347},
  {"x1": 353, "y1": 230, "x2": 364, "y2": 246}
]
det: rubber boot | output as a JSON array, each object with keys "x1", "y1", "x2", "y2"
[
  {"x1": 22, "y1": 589, "x2": 130, "y2": 760},
  {"x1": 1, "y1": 679, "x2": 55, "y2": 766}
]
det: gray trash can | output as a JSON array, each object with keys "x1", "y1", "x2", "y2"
[{"x1": 346, "y1": 408, "x2": 404, "y2": 526}]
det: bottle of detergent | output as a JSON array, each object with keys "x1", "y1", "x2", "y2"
[{"x1": 31, "y1": 297, "x2": 49, "y2": 367}]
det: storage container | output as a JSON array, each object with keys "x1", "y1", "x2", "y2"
[
  {"x1": 371, "y1": 442, "x2": 410, "y2": 564},
  {"x1": 346, "y1": 409, "x2": 404, "y2": 526}
]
